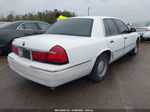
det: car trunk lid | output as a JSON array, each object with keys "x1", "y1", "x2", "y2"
[{"x1": 12, "y1": 34, "x2": 91, "y2": 52}]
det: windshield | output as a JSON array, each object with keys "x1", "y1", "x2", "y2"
[
  {"x1": 0, "y1": 22, "x2": 13, "y2": 28},
  {"x1": 46, "y1": 18, "x2": 93, "y2": 37},
  {"x1": 132, "y1": 22, "x2": 150, "y2": 28}
]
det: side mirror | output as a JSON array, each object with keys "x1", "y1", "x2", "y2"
[
  {"x1": 130, "y1": 28, "x2": 136, "y2": 32},
  {"x1": 127, "y1": 23, "x2": 131, "y2": 27}
]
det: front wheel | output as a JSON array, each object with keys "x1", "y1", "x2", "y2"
[
  {"x1": 130, "y1": 40, "x2": 140, "y2": 56},
  {"x1": 88, "y1": 53, "x2": 109, "y2": 82}
]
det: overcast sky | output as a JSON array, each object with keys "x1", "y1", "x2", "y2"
[{"x1": 0, "y1": 0, "x2": 150, "y2": 23}]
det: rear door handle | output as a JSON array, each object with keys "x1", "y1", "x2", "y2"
[{"x1": 110, "y1": 40, "x2": 114, "y2": 43}]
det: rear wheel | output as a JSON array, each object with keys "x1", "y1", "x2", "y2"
[
  {"x1": 88, "y1": 53, "x2": 109, "y2": 81},
  {"x1": 0, "y1": 50, "x2": 2, "y2": 55},
  {"x1": 7, "y1": 40, "x2": 13, "y2": 53}
]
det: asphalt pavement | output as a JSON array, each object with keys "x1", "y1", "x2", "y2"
[{"x1": 0, "y1": 43, "x2": 150, "y2": 110}]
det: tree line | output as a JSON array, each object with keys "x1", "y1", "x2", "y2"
[{"x1": 0, "y1": 9, "x2": 76, "y2": 24}]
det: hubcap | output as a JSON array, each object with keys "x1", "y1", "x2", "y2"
[{"x1": 97, "y1": 58, "x2": 107, "y2": 77}]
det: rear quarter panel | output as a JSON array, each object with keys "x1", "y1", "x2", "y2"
[{"x1": 65, "y1": 18, "x2": 110, "y2": 69}]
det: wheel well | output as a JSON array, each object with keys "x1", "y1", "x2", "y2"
[
  {"x1": 99, "y1": 50, "x2": 111, "y2": 61},
  {"x1": 137, "y1": 37, "x2": 140, "y2": 42}
]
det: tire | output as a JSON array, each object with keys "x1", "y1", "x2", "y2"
[
  {"x1": 8, "y1": 40, "x2": 13, "y2": 53},
  {"x1": 141, "y1": 37, "x2": 145, "y2": 43},
  {"x1": 0, "y1": 50, "x2": 2, "y2": 55},
  {"x1": 8, "y1": 45, "x2": 12, "y2": 53},
  {"x1": 88, "y1": 53, "x2": 109, "y2": 82},
  {"x1": 130, "y1": 39, "x2": 140, "y2": 56}
]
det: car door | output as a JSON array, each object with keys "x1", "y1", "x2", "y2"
[
  {"x1": 113, "y1": 19, "x2": 135, "y2": 53},
  {"x1": 103, "y1": 19, "x2": 125, "y2": 60}
]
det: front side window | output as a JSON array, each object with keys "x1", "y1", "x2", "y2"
[
  {"x1": 19, "y1": 23, "x2": 38, "y2": 31},
  {"x1": 113, "y1": 19, "x2": 129, "y2": 34},
  {"x1": 46, "y1": 18, "x2": 93, "y2": 37},
  {"x1": 104, "y1": 19, "x2": 119, "y2": 36}
]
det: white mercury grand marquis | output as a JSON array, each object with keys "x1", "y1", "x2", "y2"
[{"x1": 8, "y1": 16, "x2": 140, "y2": 87}]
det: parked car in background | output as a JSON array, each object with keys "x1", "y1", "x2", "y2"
[
  {"x1": 131, "y1": 21, "x2": 150, "y2": 40},
  {"x1": 8, "y1": 16, "x2": 139, "y2": 87},
  {"x1": 0, "y1": 21, "x2": 51, "y2": 54},
  {"x1": 143, "y1": 31, "x2": 150, "y2": 40}
]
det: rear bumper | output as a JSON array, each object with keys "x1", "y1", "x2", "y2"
[{"x1": 8, "y1": 53, "x2": 93, "y2": 87}]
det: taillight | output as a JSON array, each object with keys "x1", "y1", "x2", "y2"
[
  {"x1": 32, "y1": 51, "x2": 47, "y2": 62},
  {"x1": 32, "y1": 45, "x2": 69, "y2": 65},
  {"x1": 47, "y1": 45, "x2": 69, "y2": 64},
  {"x1": 12, "y1": 46, "x2": 19, "y2": 54}
]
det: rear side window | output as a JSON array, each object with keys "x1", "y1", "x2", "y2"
[
  {"x1": 104, "y1": 19, "x2": 119, "y2": 36},
  {"x1": 113, "y1": 19, "x2": 129, "y2": 34},
  {"x1": 103, "y1": 20, "x2": 111, "y2": 36}
]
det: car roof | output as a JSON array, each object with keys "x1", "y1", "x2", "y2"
[
  {"x1": 13, "y1": 20, "x2": 49, "y2": 24},
  {"x1": 71, "y1": 16, "x2": 121, "y2": 20}
]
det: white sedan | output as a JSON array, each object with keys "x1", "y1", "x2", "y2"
[{"x1": 8, "y1": 16, "x2": 140, "y2": 87}]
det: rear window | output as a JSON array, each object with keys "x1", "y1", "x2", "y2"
[{"x1": 46, "y1": 18, "x2": 93, "y2": 37}]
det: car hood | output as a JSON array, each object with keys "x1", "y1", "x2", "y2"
[{"x1": 12, "y1": 34, "x2": 92, "y2": 51}]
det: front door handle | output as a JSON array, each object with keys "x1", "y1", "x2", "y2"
[{"x1": 110, "y1": 40, "x2": 114, "y2": 43}]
